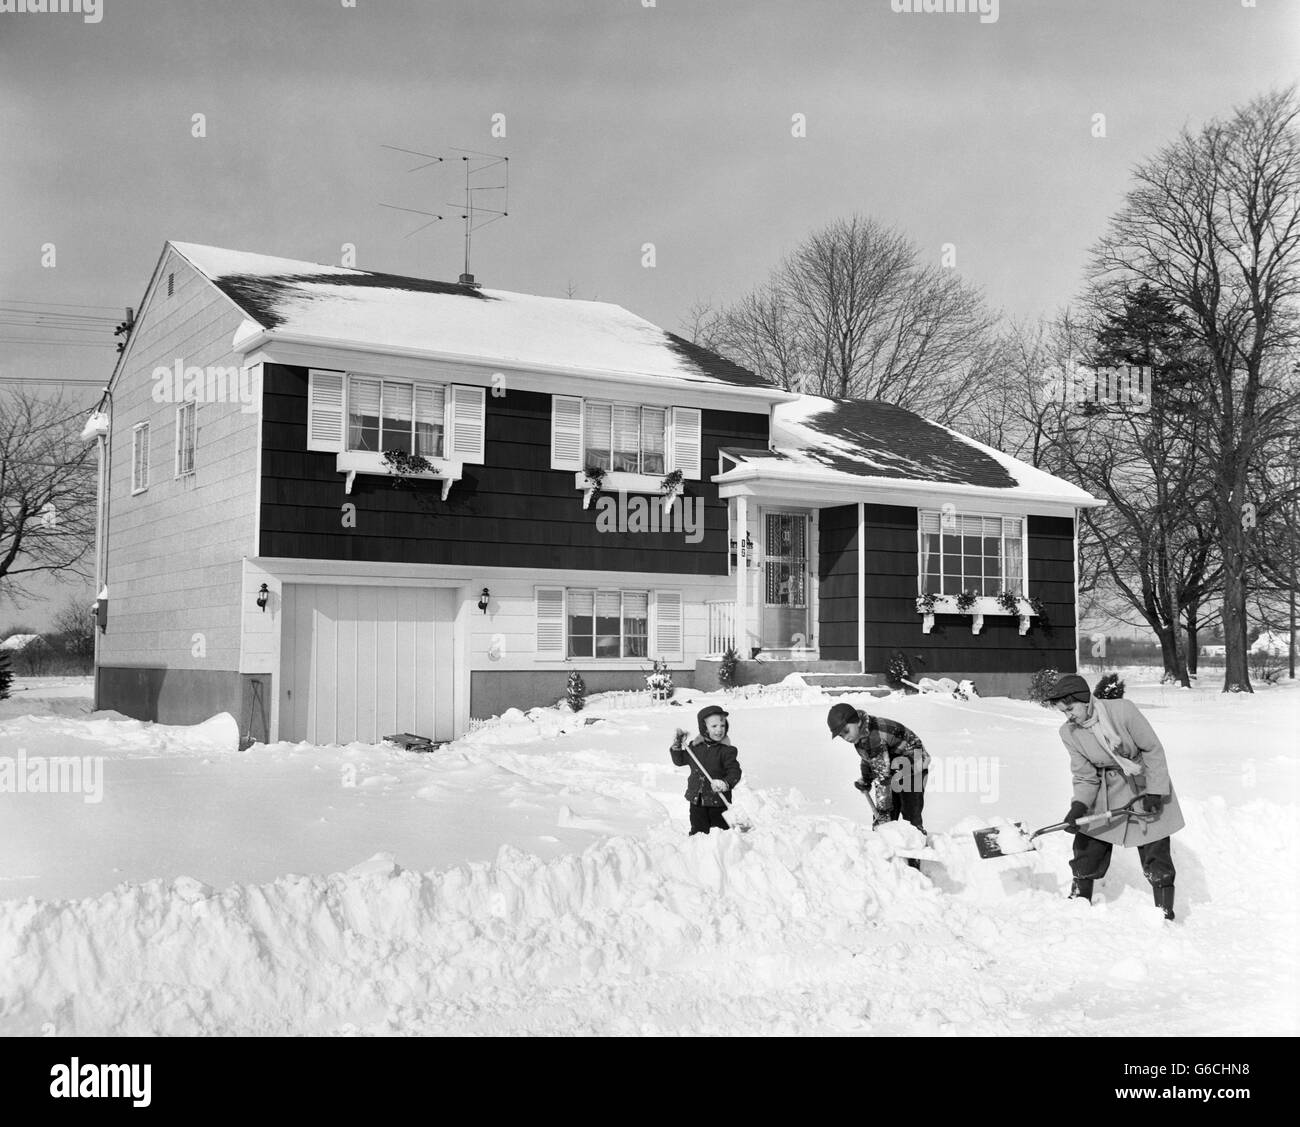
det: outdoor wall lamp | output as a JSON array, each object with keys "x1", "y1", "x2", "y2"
[
  {"x1": 729, "y1": 533, "x2": 755, "y2": 559},
  {"x1": 478, "y1": 587, "x2": 491, "y2": 613},
  {"x1": 256, "y1": 584, "x2": 269, "y2": 612}
]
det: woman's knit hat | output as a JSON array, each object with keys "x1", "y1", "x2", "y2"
[{"x1": 1044, "y1": 673, "x2": 1091, "y2": 704}]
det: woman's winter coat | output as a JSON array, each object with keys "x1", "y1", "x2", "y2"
[
  {"x1": 1060, "y1": 696, "x2": 1185, "y2": 846},
  {"x1": 669, "y1": 735, "x2": 742, "y2": 807}
]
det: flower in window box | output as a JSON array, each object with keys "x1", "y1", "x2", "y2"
[
  {"x1": 954, "y1": 589, "x2": 978, "y2": 614},
  {"x1": 580, "y1": 465, "x2": 607, "y2": 509},
  {"x1": 381, "y1": 449, "x2": 435, "y2": 488},
  {"x1": 915, "y1": 591, "x2": 941, "y2": 615},
  {"x1": 995, "y1": 590, "x2": 1022, "y2": 615},
  {"x1": 659, "y1": 469, "x2": 685, "y2": 513}
]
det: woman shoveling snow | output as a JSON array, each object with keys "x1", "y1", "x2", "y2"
[{"x1": 1045, "y1": 674, "x2": 1185, "y2": 920}]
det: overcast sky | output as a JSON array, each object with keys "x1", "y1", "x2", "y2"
[{"x1": 1, "y1": 0, "x2": 1296, "y2": 628}]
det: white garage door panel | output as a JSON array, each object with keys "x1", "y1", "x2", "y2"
[{"x1": 280, "y1": 583, "x2": 456, "y2": 745}]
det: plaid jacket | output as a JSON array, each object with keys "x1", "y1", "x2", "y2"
[{"x1": 850, "y1": 711, "x2": 930, "y2": 824}]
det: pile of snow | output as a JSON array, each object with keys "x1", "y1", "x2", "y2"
[
  {"x1": 1, "y1": 711, "x2": 240, "y2": 757},
  {"x1": 0, "y1": 674, "x2": 1295, "y2": 1035}
]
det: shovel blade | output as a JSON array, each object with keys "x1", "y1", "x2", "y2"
[{"x1": 972, "y1": 822, "x2": 1032, "y2": 860}]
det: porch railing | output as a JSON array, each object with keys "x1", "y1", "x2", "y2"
[{"x1": 706, "y1": 600, "x2": 736, "y2": 657}]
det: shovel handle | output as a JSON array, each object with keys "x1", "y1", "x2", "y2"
[
  {"x1": 1033, "y1": 797, "x2": 1150, "y2": 839},
  {"x1": 680, "y1": 741, "x2": 733, "y2": 810}
]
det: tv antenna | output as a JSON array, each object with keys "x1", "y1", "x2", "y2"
[{"x1": 380, "y1": 145, "x2": 509, "y2": 284}]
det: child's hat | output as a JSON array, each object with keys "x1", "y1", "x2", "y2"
[
  {"x1": 826, "y1": 701, "x2": 859, "y2": 738},
  {"x1": 697, "y1": 704, "x2": 729, "y2": 726}
]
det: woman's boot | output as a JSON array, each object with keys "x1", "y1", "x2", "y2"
[
  {"x1": 1069, "y1": 878, "x2": 1093, "y2": 902},
  {"x1": 1156, "y1": 885, "x2": 1175, "y2": 921}
]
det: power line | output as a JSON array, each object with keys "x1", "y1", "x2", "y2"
[
  {"x1": 0, "y1": 341, "x2": 116, "y2": 350},
  {"x1": 0, "y1": 298, "x2": 121, "y2": 312}
]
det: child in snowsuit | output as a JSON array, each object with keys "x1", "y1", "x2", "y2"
[{"x1": 670, "y1": 704, "x2": 743, "y2": 835}]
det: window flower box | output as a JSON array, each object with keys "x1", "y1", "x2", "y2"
[
  {"x1": 914, "y1": 594, "x2": 1038, "y2": 635},
  {"x1": 573, "y1": 470, "x2": 675, "y2": 500},
  {"x1": 336, "y1": 449, "x2": 463, "y2": 500}
]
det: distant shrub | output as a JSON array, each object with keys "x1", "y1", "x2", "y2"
[
  {"x1": 885, "y1": 650, "x2": 915, "y2": 691},
  {"x1": 0, "y1": 650, "x2": 11, "y2": 701},
  {"x1": 1094, "y1": 672, "x2": 1126, "y2": 699},
  {"x1": 1028, "y1": 667, "x2": 1061, "y2": 707},
  {"x1": 565, "y1": 670, "x2": 586, "y2": 712},
  {"x1": 717, "y1": 646, "x2": 740, "y2": 689}
]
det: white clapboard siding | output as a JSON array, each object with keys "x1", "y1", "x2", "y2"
[
  {"x1": 669, "y1": 407, "x2": 702, "y2": 479},
  {"x1": 279, "y1": 583, "x2": 456, "y2": 744},
  {"x1": 448, "y1": 384, "x2": 486, "y2": 463},
  {"x1": 307, "y1": 369, "x2": 346, "y2": 452},
  {"x1": 551, "y1": 395, "x2": 584, "y2": 470},
  {"x1": 653, "y1": 590, "x2": 684, "y2": 661},
  {"x1": 535, "y1": 587, "x2": 565, "y2": 656}
]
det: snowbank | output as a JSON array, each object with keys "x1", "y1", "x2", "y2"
[{"x1": 0, "y1": 793, "x2": 1293, "y2": 1036}]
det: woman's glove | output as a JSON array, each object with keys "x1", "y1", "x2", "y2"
[
  {"x1": 710, "y1": 779, "x2": 729, "y2": 793},
  {"x1": 1140, "y1": 793, "x2": 1165, "y2": 814},
  {"x1": 1063, "y1": 801, "x2": 1089, "y2": 833}
]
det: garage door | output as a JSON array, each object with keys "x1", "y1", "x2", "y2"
[{"x1": 279, "y1": 584, "x2": 457, "y2": 745}]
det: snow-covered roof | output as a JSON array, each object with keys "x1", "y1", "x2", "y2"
[
  {"x1": 719, "y1": 395, "x2": 1102, "y2": 508},
  {"x1": 0, "y1": 633, "x2": 42, "y2": 652},
  {"x1": 169, "y1": 242, "x2": 780, "y2": 392}
]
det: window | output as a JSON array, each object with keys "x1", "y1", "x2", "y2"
[
  {"x1": 536, "y1": 588, "x2": 670, "y2": 659},
  {"x1": 582, "y1": 402, "x2": 667, "y2": 474},
  {"x1": 552, "y1": 395, "x2": 699, "y2": 479},
  {"x1": 347, "y1": 376, "x2": 444, "y2": 458},
  {"x1": 131, "y1": 422, "x2": 150, "y2": 494},
  {"x1": 919, "y1": 511, "x2": 1025, "y2": 597},
  {"x1": 566, "y1": 589, "x2": 649, "y2": 658},
  {"x1": 175, "y1": 403, "x2": 196, "y2": 477}
]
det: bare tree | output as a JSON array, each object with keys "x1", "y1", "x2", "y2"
[
  {"x1": 0, "y1": 388, "x2": 97, "y2": 600},
  {"x1": 51, "y1": 595, "x2": 96, "y2": 673},
  {"x1": 1089, "y1": 88, "x2": 1300, "y2": 692},
  {"x1": 709, "y1": 215, "x2": 1003, "y2": 426}
]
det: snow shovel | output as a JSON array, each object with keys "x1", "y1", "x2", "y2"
[
  {"x1": 676, "y1": 732, "x2": 753, "y2": 833},
  {"x1": 973, "y1": 797, "x2": 1149, "y2": 860}
]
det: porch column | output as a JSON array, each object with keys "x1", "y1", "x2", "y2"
[
  {"x1": 735, "y1": 494, "x2": 749, "y2": 656},
  {"x1": 857, "y1": 501, "x2": 866, "y2": 673}
]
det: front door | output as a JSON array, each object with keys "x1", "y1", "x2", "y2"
[{"x1": 760, "y1": 511, "x2": 810, "y2": 654}]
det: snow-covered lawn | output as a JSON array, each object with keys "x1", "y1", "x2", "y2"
[{"x1": 0, "y1": 674, "x2": 1295, "y2": 1036}]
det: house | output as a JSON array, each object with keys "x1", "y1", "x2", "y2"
[
  {"x1": 0, "y1": 634, "x2": 43, "y2": 653},
  {"x1": 85, "y1": 241, "x2": 1103, "y2": 746}
]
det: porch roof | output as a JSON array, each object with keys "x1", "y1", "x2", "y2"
[{"x1": 716, "y1": 395, "x2": 1103, "y2": 509}]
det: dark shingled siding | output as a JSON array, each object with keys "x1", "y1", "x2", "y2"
[
  {"x1": 258, "y1": 365, "x2": 769, "y2": 573},
  {"x1": 817, "y1": 504, "x2": 860, "y2": 660},
  {"x1": 819, "y1": 503, "x2": 1078, "y2": 673}
]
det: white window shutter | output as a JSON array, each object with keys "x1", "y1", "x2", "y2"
[
  {"x1": 307, "y1": 369, "x2": 345, "y2": 452},
  {"x1": 653, "y1": 591, "x2": 684, "y2": 661},
  {"x1": 551, "y1": 395, "x2": 584, "y2": 470},
  {"x1": 669, "y1": 407, "x2": 702, "y2": 480},
  {"x1": 448, "y1": 384, "x2": 486, "y2": 464},
  {"x1": 536, "y1": 587, "x2": 565, "y2": 657}
]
